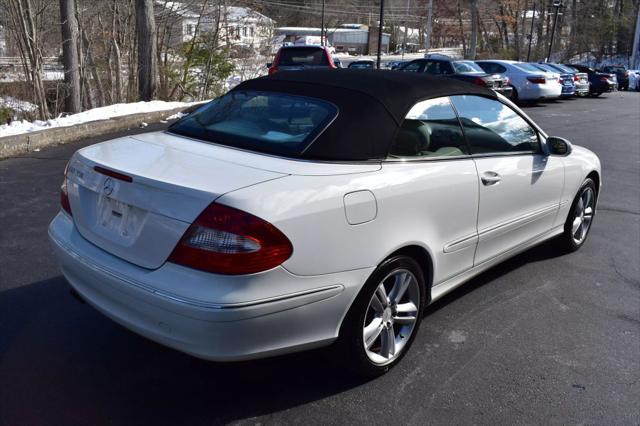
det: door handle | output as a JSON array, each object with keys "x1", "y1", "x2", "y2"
[{"x1": 481, "y1": 171, "x2": 502, "y2": 186}]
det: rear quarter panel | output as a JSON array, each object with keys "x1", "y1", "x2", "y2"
[{"x1": 217, "y1": 159, "x2": 480, "y2": 287}]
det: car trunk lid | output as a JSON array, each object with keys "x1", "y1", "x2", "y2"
[{"x1": 66, "y1": 135, "x2": 287, "y2": 269}]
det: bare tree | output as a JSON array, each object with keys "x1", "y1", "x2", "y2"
[
  {"x1": 468, "y1": 0, "x2": 478, "y2": 59},
  {"x1": 6, "y1": 0, "x2": 50, "y2": 119},
  {"x1": 135, "y1": 0, "x2": 157, "y2": 101},
  {"x1": 59, "y1": 0, "x2": 81, "y2": 113}
]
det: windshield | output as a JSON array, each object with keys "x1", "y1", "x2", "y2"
[
  {"x1": 278, "y1": 48, "x2": 329, "y2": 66},
  {"x1": 452, "y1": 61, "x2": 485, "y2": 74},
  {"x1": 169, "y1": 91, "x2": 338, "y2": 157}
]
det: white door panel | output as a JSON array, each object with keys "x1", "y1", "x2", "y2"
[{"x1": 474, "y1": 154, "x2": 564, "y2": 264}]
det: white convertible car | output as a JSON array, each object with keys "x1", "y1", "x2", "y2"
[{"x1": 49, "y1": 70, "x2": 601, "y2": 376}]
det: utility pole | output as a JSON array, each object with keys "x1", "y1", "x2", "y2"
[
  {"x1": 546, "y1": 0, "x2": 564, "y2": 62},
  {"x1": 402, "y1": 0, "x2": 410, "y2": 59},
  {"x1": 377, "y1": 0, "x2": 384, "y2": 69},
  {"x1": 631, "y1": 3, "x2": 640, "y2": 69},
  {"x1": 424, "y1": 0, "x2": 433, "y2": 55},
  {"x1": 526, "y1": 2, "x2": 536, "y2": 61},
  {"x1": 320, "y1": 0, "x2": 325, "y2": 46}
]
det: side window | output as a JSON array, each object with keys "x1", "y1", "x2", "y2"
[
  {"x1": 441, "y1": 61, "x2": 454, "y2": 74},
  {"x1": 450, "y1": 95, "x2": 540, "y2": 155},
  {"x1": 496, "y1": 64, "x2": 507, "y2": 73},
  {"x1": 401, "y1": 61, "x2": 424, "y2": 73},
  {"x1": 424, "y1": 61, "x2": 444, "y2": 75},
  {"x1": 388, "y1": 97, "x2": 468, "y2": 159}
]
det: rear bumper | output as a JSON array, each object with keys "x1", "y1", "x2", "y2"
[
  {"x1": 48, "y1": 212, "x2": 371, "y2": 361},
  {"x1": 493, "y1": 86, "x2": 513, "y2": 97},
  {"x1": 574, "y1": 82, "x2": 590, "y2": 94},
  {"x1": 516, "y1": 82, "x2": 562, "y2": 100}
]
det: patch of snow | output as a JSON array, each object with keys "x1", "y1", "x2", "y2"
[
  {"x1": 0, "y1": 100, "x2": 201, "y2": 137},
  {"x1": 166, "y1": 111, "x2": 188, "y2": 120},
  {"x1": 0, "y1": 96, "x2": 38, "y2": 113}
]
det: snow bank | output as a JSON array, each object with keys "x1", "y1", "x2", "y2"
[
  {"x1": 0, "y1": 100, "x2": 201, "y2": 137},
  {"x1": 0, "y1": 96, "x2": 38, "y2": 113}
]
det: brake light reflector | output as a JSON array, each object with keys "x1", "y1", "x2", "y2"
[
  {"x1": 168, "y1": 203, "x2": 293, "y2": 275},
  {"x1": 473, "y1": 77, "x2": 487, "y2": 87},
  {"x1": 268, "y1": 49, "x2": 281, "y2": 75},
  {"x1": 60, "y1": 162, "x2": 72, "y2": 216},
  {"x1": 527, "y1": 76, "x2": 546, "y2": 84},
  {"x1": 94, "y1": 165, "x2": 133, "y2": 182}
]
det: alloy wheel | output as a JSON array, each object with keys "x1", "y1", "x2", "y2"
[
  {"x1": 362, "y1": 269, "x2": 420, "y2": 365},
  {"x1": 571, "y1": 187, "x2": 595, "y2": 245}
]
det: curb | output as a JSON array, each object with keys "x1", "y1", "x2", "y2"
[{"x1": 0, "y1": 105, "x2": 194, "y2": 159}]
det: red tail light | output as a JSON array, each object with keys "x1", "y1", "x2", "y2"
[
  {"x1": 574, "y1": 75, "x2": 580, "y2": 82},
  {"x1": 527, "y1": 76, "x2": 546, "y2": 84},
  {"x1": 473, "y1": 77, "x2": 487, "y2": 87},
  {"x1": 168, "y1": 203, "x2": 293, "y2": 275},
  {"x1": 60, "y1": 163, "x2": 72, "y2": 216},
  {"x1": 325, "y1": 50, "x2": 337, "y2": 69},
  {"x1": 268, "y1": 49, "x2": 282, "y2": 75},
  {"x1": 599, "y1": 76, "x2": 609, "y2": 82}
]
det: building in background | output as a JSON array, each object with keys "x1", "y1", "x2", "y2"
[
  {"x1": 274, "y1": 24, "x2": 390, "y2": 55},
  {"x1": 155, "y1": 2, "x2": 274, "y2": 52}
]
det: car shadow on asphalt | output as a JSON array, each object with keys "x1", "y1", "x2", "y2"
[{"x1": 0, "y1": 240, "x2": 567, "y2": 425}]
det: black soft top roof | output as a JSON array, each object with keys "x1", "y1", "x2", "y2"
[{"x1": 233, "y1": 69, "x2": 496, "y2": 161}]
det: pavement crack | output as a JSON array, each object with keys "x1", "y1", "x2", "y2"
[{"x1": 597, "y1": 207, "x2": 640, "y2": 216}]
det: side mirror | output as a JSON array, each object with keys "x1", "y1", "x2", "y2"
[
  {"x1": 266, "y1": 63, "x2": 272, "y2": 68},
  {"x1": 547, "y1": 136, "x2": 573, "y2": 156}
]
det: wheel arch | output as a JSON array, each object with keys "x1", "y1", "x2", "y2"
[
  {"x1": 336, "y1": 243, "x2": 434, "y2": 339},
  {"x1": 586, "y1": 170, "x2": 600, "y2": 194}
]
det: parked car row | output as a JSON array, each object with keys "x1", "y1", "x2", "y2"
[
  {"x1": 395, "y1": 55, "x2": 621, "y2": 103},
  {"x1": 267, "y1": 45, "x2": 635, "y2": 103}
]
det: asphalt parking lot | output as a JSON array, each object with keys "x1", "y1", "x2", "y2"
[{"x1": 1, "y1": 92, "x2": 639, "y2": 425}]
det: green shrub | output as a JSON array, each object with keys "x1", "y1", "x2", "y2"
[{"x1": 0, "y1": 106, "x2": 14, "y2": 125}]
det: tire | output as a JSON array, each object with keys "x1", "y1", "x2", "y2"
[
  {"x1": 336, "y1": 255, "x2": 427, "y2": 378},
  {"x1": 591, "y1": 92, "x2": 601, "y2": 97},
  {"x1": 557, "y1": 178, "x2": 597, "y2": 252},
  {"x1": 510, "y1": 87, "x2": 519, "y2": 103}
]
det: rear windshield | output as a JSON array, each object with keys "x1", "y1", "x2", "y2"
[
  {"x1": 532, "y1": 63, "x2": 555, "y2": 73},
  {"x1": 606, "y1": 66, "x2": 625, "y2": 72},
  {"x1": 168, "y1": 91, "x2": 338, "y2": 157},
  {"x1": 452, "y1": 61, "x2": 485, "y2": 74},
  {"x1": 514, "y1": 63, "x2": 543, "y2": 73},
  {"x1": 548, "y1": 63, "x2": 575, "y2": 73},
  {"x1": 349, "y1": 62, "x2": 374, "y2": 69},
  {"x1": 279, "y1": 48, "x2": 329, "y2": 66}
]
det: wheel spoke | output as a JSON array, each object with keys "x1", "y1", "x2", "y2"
[
  {"x1": 571, "y1": 217, "x2": 582, "y2": 235},
  {"x1": 584, "y1": 206, "x2": 593, "y2": 217},
  {"x1": 376, "y1": 283, "x2": 389, "y2": 307},
  {"x1": 370, "y1": 292, "x2": 385, "y2": 314},
  {"x1": 389, "y1": 272, "x2": 412, "y2": 303},
  {"x1": 575, "y1": 197, "x2": 584, "y2": 215},
  {"x1": 582, "y1": 189, "x2": 592, "y2": 208},
  {"x1": 395, "y1": 301, "x2": 417, "y2": 314},
  {"x1": 364, "y1": 317, "x2": 384, "y2": 348},
  {"x1": 393, "y1": 315, "x2": 416, "y2": 325},
  {"x1": 380, "y1": 326, "x2": 396, "y2": 358}
]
